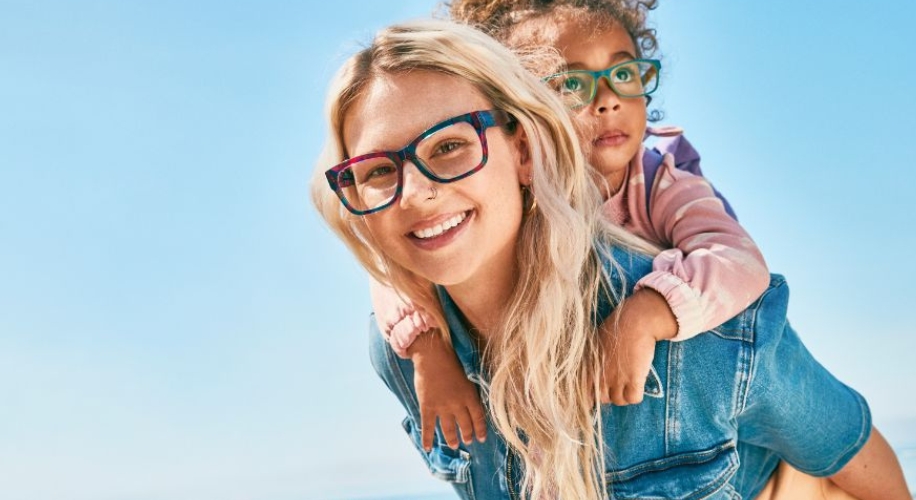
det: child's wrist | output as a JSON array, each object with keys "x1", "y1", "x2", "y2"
[
  {"x1": 406, "y1": 328, "x2": 445, "y2": 362},
  {"x1": 628, "y1": 289, "x2": 678, "y2": 341}
]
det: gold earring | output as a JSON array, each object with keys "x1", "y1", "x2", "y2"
[{"x1": 522, "y1": 185, "x2": 538, "y2": 215}]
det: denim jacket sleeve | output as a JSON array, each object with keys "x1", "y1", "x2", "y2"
[
  {"x1": 734, "y1": 275, "x2": 872, "y2": 478},
  {"x1": 368, "y1": 313, "x2": 511, "y2": 500}
]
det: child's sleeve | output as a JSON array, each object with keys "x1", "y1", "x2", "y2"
[
  {"x1": 636, "y1": 160, "x2": 770, "y2": 340},
  {"x1": 369, "y1": 276, "x2": 430, "y2": 358}
]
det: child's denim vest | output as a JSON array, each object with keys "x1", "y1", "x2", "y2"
[{"x1": 368, "y1": 248, "x2": 870, "y2": 500}]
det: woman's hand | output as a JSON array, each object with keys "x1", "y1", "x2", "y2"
[
  {"x1": 598, "y1": 288, "x2": 677, "y2": 405},
  {"x1": 409, "y1": 331, "x2": 488, "y2": 451}
]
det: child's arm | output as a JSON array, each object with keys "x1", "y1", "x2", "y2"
[
  {"x1": 408, "y1": 331, "x2": 488, "y2": 451},
  {"x1": 369, "y1": 276, "x2": 432, "y2": 358},
  {"x1": 598, "y1": 287, "x2": 676, "y2": 405},
  {"x1": 368, "y1": 277, "x2": 487, "y2": 449},
  {"x1": 636, "y1": 158, "x2": 770, "y2": 340},
  {"x1": 828, "y1": 426, "x2": 911, "y2": 500},
  {"x1": 600, "y1": 156, "x2": 770, "y2": 405}
]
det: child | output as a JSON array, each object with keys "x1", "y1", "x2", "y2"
[{"x1": 370, "y1": 0, "x2": 769, "y2": 452}]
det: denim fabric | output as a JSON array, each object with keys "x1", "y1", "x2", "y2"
[{"x1": 368, "y1": 247, "x2": 871, "y2": 499}]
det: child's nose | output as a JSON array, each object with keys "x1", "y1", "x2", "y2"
[{"x1": 593, "y1": 75, "x2": 622, "y2": 114}]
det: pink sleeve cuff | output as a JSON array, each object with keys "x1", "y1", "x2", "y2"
[{"x1": 634, "y1": 271, "x2": 707, "y2": 341}]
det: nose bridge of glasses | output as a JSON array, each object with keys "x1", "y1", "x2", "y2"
[
  {"x1": 399, "y1": 154, "x2": 438, "y2": 201},
  {"x1": 594, "y1": 68, "x2": 622, "y2": 101},
  {"x1": 399, "y1": 150, "x2": 438, "y2": 182}
]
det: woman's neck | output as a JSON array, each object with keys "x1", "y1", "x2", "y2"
[{"x1": 444, "y1": 251, "x2": 519, "y2": 342}]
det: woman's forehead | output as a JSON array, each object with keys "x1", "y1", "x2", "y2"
[{"x1": 342, "y1": 71, "x2": 491, "y2": 152}]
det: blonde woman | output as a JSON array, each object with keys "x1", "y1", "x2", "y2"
[{"x1": 311, "y1": 19, "x2": 908, "y2": 500}]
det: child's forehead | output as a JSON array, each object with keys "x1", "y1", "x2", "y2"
[{"x1": 508, "y1": 10, "x2": 628, "y2": 49}]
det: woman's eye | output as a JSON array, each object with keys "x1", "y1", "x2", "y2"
[
  {"x1": 363, "y1": 164, "x2": 396, "y2": 181},
  {"x1": 434, "y1": 140, "x2": 465, "y2": 156}
]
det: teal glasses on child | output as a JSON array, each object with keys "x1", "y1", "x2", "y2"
[{"x1": 543, "y1": 59, "x2": 661, "y2": 109}]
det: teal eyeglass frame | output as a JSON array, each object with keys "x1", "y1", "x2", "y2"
[
  {"x1": 543, "y1": 58, "x2": 661, "y2": 109},
  {"x1": 325, "y1": 109, "x2": 515, "y2": 216}
]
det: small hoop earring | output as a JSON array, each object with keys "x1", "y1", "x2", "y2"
[
  {"x1": 522, "y1": 185, "x2": 537, "y2": 215},
  {"x1": 427, "y1": 185, "x2": 437, "y2": 200}
]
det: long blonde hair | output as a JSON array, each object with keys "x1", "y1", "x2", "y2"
[{"x1": 311, "y1": 19, "x2": 655, "y2": 499}]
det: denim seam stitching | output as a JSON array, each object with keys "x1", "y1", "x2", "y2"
[{"x1": 387, "y1": 344, "x2": 421, "y2": 418}]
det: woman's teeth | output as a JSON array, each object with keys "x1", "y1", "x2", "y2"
[{"x1": 413, "y1": 212, "x2": 467, "y2": 239}]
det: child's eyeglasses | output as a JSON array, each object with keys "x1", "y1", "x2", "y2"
[
  {"x1": 325, "y1": 109, "x2": 516, "y2": 216},
  {"x1": 543, "y1": 59, "x2": 661, "y2": 109}
]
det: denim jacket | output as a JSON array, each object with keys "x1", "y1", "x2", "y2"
[{"x1": 368, "y1": 248, "x2": 871, "y2": 500}]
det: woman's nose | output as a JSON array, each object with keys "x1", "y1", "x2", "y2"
[
  {"x1": 592, "y1": 76, "x2": 621, "y2": 114},
  {"x1": 399, "y1": 160, "x2": 438, "y2": 208}
]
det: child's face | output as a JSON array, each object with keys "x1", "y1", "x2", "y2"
[{"x1": 554, "y1": 20, "x2": 647, "y2": 193}]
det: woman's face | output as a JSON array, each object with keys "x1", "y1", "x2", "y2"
[
  {"x1": 342, "y1": 71, "x2": 530, "y2": 291},
  {"x1": 554, "y1": 20, "x2": 647, "y2": 192}
]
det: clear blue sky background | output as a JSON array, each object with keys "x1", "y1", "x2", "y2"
[{"x1": 2, "y1": 1, "x2": 914, "y2": 499}]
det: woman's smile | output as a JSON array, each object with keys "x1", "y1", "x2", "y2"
[{"x1": 407, "y1": 209, "x2": 473, "y2": 250}]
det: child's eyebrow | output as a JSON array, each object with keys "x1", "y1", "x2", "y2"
[{"x1": 564, "y1": 51, "x2": 638, "y2": 70}]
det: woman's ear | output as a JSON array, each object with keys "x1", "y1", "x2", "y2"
[{"x1": 513, "y1": 126, "x2": 533, "y2": 186}]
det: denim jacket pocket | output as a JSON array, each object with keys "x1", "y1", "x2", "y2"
[
  {"x1": 644, "y1": 365, "x2": 663, "y2": 398},
  {"x1": 606, "y1": 441, "x2": 739, "y2": 500},
  {"x1": 401, "y1": 416, "x2": 476, "y2": 500}
]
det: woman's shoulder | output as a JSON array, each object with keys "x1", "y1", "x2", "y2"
[{"x1": 597, "y1": 242, "x2": 655, "y2": 293}]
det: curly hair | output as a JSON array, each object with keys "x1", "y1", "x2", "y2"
[{"x1": 448, "y1": 0, "x2": 658, "y2": 57}]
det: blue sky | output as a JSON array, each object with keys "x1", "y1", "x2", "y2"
[{"x1": 1, "y1": 1, "x2": 915, "y2": 499}]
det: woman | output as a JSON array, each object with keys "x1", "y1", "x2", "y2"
[{"x1": 311, "y1": 19, "x2": 909, "y2": 500}]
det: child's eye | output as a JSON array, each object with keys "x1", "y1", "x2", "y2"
[
  {"x1": 612, "y1": 67, "x2": 635, "y2": 83},
  {"x1": 562, "y1": 76, "x2": 587, "y2": 93}
]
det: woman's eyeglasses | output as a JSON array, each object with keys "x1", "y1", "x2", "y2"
[
  {"x1": 325, "y1": 109, "x2": 515, "y2": 216},
  {"x1": 543, "y1": 59, "x2": 661, "y2": 109}
]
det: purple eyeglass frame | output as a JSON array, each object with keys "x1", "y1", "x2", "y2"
[{"x1": 325, "y1": 109, "x2": 515, "y2": 216}]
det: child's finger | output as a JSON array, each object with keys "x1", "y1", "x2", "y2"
[
  {"x1": 421, "y1": 410, "x2": 436, "y2": 452},
  {"x1": 609, "y1": 383, "x2": 628, "y2": 406},
  {"x1": 468, "y1": 403, "x2": 488, "y2": 442},
  {"x1": 623, "y1": 382, "x2": 645, "y2": 405},
  {"x1": 598, "y1": 373, "x2": 612, "y2": 404},
  {"x1": 439, "y1": 415, "x2": 460, "y2": 449},
  {"x1": 455, "y1": 409, "x2": 475, "y2": 445},
  {"x1": 599, "y1": 388, "x2": 612, "y2": 405}
]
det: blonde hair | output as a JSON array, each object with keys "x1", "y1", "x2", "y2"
[{"x1": 311, "y1": 19, "x2": 656, "y2": 499}]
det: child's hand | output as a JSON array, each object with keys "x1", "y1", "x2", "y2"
[
  {"x1": 599, "y1": 288, "x2": 677, "y2": 405},
  {"x1": 410, "y1": 332, "x2": 488, "y2": 451}
]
